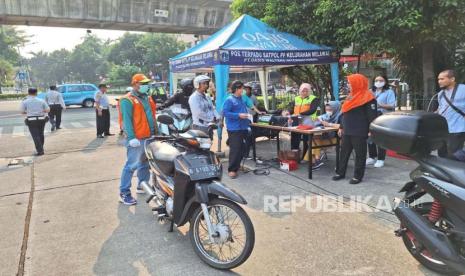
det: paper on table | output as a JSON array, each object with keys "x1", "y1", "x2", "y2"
[{"x1": 247, "y1": 114, "x2": 253, "y2": 122}]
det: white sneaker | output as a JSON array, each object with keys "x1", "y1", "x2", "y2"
[
  {"x1": 366, "y1": 158, "x2": 376, "y2": 165},
  {"x1": 374, "y1": 160, "x2": 385, "y2": 168}
]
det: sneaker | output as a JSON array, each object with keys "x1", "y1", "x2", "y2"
[
  {"x1": 245, "y1": 156, "x2": 253, "y2": 160},
  {"x1": 374, "y1": 160, "x2": 385, "y2": 168},
  {"x1": 119, "y1": 193, "x2": 137, "y2": 205},
  {"x1": 312, "y1": 160, "x2": 324, "y2": 171},
  {"x1": 136, "y1": 186, "x2": 146, "y2": 194},
  {"x1": 366, "y1": 158, "x2": 376, "y2": 165}
]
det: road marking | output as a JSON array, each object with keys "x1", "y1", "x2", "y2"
[
  {"x1": 70, "y1": 122, "x2": 84, "y2": 128},
  {"x1": 87, "y1": 121, "x2": 96, "y2": 127},
  {"x1": 13, "y1": 126, "x2": 26, "y2": 137}
]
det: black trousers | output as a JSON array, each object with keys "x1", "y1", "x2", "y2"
[
  {"x1": 27, "y1": 119, "x2": 46, "y2": 153},
  {"x1": 438, "y1": 132, "x2": 465, "y2": 158},
  {"x1": 368, "y1": 141, "x2": 386, "y2": 160},
  {"x1": 244, "y1": 129, "x2": 253, "y2": 158},
  {"x1": 96, "y1": 109, "x2": 111, "y2": 136},
  {"x1": 227, "y1": 130, "x2": 247, "y2": 172},
  {"x1": 336, "y1": 135, "x2": 368, "y2": 180},
  {"x1": 291, "y1": 133, "x2": 309, "y2": 150},
  {"x1": 49, "y1": 104, "x2": 62, "y2": 128}
]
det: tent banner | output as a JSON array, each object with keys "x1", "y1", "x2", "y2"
[
  {"x1": 222, "y1": 49, "x2": 338, "y2": 66},
  {"x1": 170, "y1": 50, "x2": 219, "y2": 72},
  {"x1": 171, "y1": 49, "x2": 338, "y2": 72}
]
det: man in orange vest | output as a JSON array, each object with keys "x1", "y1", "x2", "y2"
[{"x1": 119, "y1": 74, "x2": 157, "y2": 205}]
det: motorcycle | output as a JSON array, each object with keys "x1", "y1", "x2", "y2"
[
  {"x1": 156, "y1": 104, "x2": 192, "y2": 135},
  {"x1": 139, "y1": 114, "x2": 255, "y2": 270},
  {"x1": 371, "y1": 111, "x2": 465, "y2": 275}
]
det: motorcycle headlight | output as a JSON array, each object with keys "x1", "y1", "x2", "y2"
[{"x1": 196, "y1": 137, "x2": 212, "y2": 149}]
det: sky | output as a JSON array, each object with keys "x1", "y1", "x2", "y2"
[
  {"x1": 16, "y1": 26, "x2": 139, "y2": 57},
  {"x1": 16, "y1": 26, "x2": 196, "y2": 58}
]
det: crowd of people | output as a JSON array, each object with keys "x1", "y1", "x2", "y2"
[{"x1": 19, "y1": 69, "x2": 464, "y2": 203}]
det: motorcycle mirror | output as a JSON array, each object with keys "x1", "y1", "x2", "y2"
[{"x1": 158, "y1": 114, "x2": 174, "y2": 125}]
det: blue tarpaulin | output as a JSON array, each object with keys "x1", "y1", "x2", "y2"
[
  {"x1": 170, "y1": 15, "x2": 338, "y2": 73},
  {"x1": 169, "y1": 14, "x2": 340, "y2": 146}
]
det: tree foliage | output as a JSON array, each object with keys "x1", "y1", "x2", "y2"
[
  {"x1": 28, "y1": 32, "x2": 186, "y2": 88},
  {"x1": 0, "y1": 26, "x2": 28, "y2": 88},
  {"x1": 232, "y1": 0, "x2": 465, "y2": 104}
]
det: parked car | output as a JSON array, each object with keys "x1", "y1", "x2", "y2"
[
  {"x1": 248, "y1": 81, "x2": 275, "y2": 96},
  {"x1": 38, "y1": 83, "x2": 99, "y2": 107}
]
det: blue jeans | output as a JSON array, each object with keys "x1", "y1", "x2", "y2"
[{"x1": 120, "y1": 141, "x2": 150, "y2": 195}]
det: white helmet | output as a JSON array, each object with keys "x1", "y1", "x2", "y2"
[
  {"x1": 193, "y1": 75, "x2": 211, "y2": 89},
  {"x1": 125, "y1": 87, "x2": 133, "y2": 92}
]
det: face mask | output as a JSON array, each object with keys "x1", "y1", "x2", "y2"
[
  {"x1": 139, "y1": 84, "x2": 150, "y2": 94},
  {"x1": 374, "y1": 81, "x2": 385, "y2": 88},
  {"x1": 326, "y1": 111, "x2": 333, "y2": 117}
]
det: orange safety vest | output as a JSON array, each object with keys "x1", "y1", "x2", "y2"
[{"x1": 118, "y1": 93, "x2": 156, "y2": 139}]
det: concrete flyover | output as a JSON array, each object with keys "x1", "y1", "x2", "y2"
[{"x1": 0, "y1": 0, "x2": 232, "y2": 34}]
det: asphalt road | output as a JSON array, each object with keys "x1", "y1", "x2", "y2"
[{"x1": 0, "y1": 100, "x2": 118, "y2": 139}]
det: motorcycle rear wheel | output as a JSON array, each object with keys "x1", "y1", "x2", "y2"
[
  {"x1": 189, "y1": 198, "x2": 255, "y2": 270},
  {"x1": 401, "y1": 203, "x2": 461, "y2": 275}
]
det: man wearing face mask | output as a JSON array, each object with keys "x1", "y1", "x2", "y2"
[
  {"x1": 189, "y1": 75, "x2": 219, "y2": 139},
  {"x1": 118, "y1": 73, "x2": 157, "y2": 205}
]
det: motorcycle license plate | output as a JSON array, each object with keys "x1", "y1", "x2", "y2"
[{"x1": 189, "y1": 164, "x2": 219, "y2": 180}]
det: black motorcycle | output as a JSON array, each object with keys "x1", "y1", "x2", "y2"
[
  {"x1": 371, "y1": 111, "x2": 465, "y2": 275},
  {"x1": 139, "y1": 114, "x2": 255, "y2": 270}
]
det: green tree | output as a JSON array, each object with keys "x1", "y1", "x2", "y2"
[
  {"x1": 0, "y1": 26, "x2": 27, "y2": 64},
  {"x1": 0, "y1": 26, "x2": 28, "y2": 89},
  {"x1": 139, "y1": 33, "x2": 187, "y2": 80},
  {"x1": 107, "y1": 33, "x2": 146, "y2": 68},
  {"x1": 68, "y1": 35, "x2": 107, "y2": 83},
  {"x1": 29, "y1": 49, "x2": 72, "y2": 87},
  {"x1": 232, "y1": 0, "x2": 465, "y2": 106},
  {"x1": 108, "y1": 64, "x2": 141, "y2": 86}
]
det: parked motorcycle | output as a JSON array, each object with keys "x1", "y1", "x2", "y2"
[
  {"x1": 156, "y1": 104, "x2": 192, "y2": 135},
  {"x1": 371, "y1": 111, "x2": 465, "y2": 275},
  {"x1": 139, "y1": 114, "x2": 255, "y2": 269}
]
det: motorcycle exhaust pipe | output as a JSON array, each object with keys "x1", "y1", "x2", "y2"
[
  {"x1": 140, "y1": 181, "x2": 156, "y2": 203},
  {"x1": 395, "y1": 205, "x2": 465, "y2": 273}
]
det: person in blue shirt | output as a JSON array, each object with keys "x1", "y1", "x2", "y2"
[
  {"x1": 435, "y1": 69, "x2": 465, "y2": 159},
  {"x1": 366, "y1": 75, "x2": 396, "y2": 168},
  {"x1": 223, "y1": 80, "x2": 250, "y2": 179}
]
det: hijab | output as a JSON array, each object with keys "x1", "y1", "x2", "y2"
[{"x1": 341, "y1": 74, "x2": 375, "y2": 113}]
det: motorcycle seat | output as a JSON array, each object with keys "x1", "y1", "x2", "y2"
[
  {"x1": 421, "y1": 156, "x2": 465, "y2": 188},
  {"x1": 149, "y1": 141, "x2": 180, "y2": 163}
]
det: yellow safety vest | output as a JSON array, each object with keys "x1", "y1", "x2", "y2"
[{"x1": 294, "y1": 95, "x2": 318, "y2": 120}]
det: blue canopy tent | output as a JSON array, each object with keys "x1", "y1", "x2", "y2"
[{"x1": 169, "y1": 14, "x2": 339, "y2": 145}]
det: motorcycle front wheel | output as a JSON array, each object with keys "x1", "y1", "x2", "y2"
[{"x1": 189, "y1": 198, "x2": 255, "y2": 270}]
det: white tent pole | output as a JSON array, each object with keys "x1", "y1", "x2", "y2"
[{"x1": 258, "y1": 67, "x2": 269, "y2": 111}]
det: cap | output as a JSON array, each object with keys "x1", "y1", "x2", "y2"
[{"x1": 131, "y1": 74, "x2": 151, "y2": 85}]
